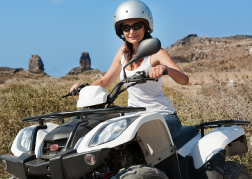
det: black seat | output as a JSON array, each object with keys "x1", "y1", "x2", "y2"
[{"x1": 173, "y1": 126, "x2": 199, "y2": 150}]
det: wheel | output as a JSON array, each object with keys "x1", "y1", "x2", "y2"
[
  {"x1": 114, "y1": 164, "x2": 168, "y2": 179},
  {"x1": 224, "y1": 161, "x2": 251, "y2": 179},
  {"x1": 9, "y1": 176, "x2": 17, "y2": 179}
]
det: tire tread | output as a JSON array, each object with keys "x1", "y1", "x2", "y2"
[
  {"x1": 224, "y1": 161, "x2": 251, "y2": 179},
  {"x1": 115, "y1": 164, "x2": 168, "y2": 179}
]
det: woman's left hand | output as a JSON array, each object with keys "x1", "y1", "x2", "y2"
[{"x1": 149, "y1": 65, "x2": 167, "y2": 79}]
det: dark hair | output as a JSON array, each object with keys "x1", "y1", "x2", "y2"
[{"x1": 123, "y1": 32, "x2": 152, "y2": 62}]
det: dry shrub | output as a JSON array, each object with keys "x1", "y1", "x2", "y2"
[
  {"x1": 199, "y1": 83, "x2": 222, "y2": 96},
  {"x1": 0, "y1": 80, "x2": 27, "y2": 94}
]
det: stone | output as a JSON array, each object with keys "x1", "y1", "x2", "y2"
[
  {"x1": 80, "y1": 52, "x2": 91, "y2": 69},
  {"x1": 248, "y1": 46, "x2": 252, "y2": 55},
  {"x1": 66, "y1": 52, "x2": 94, "y2": 75},
  {"x1": 250, "y1": 136, "x2": 252, "y2": 148},
  {"x1": 28, "y1": 55, "x2": 44, "y2": 73}
]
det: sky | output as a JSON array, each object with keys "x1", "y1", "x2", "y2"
[{"x1": 1, "y1": 0, "x2": 251, "y2": 77}]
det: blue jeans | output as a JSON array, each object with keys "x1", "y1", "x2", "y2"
[{"x1": 162, "y1": 112, "x2": 182, "y2": 140}]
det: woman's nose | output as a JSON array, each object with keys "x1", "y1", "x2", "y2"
[{"x1": 129, "y1": 28, "x2": 135, "y2": 33}]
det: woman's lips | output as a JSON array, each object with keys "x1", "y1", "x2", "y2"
[{"x1": 129, "y1": 35, "x2": 138, "y2": 39}]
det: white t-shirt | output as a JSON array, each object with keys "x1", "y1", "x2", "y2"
[{"x1": 119, "y1": 55, "x2": 175, "y2": 115}]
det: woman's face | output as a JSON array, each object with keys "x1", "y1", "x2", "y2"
[{"x1": 122, "y1": 19, "x2": 145, "y2": 45}]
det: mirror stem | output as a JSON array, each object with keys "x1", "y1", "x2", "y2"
[{"x1": 123, "y1": 65, "x2": 127, "y2": 79}]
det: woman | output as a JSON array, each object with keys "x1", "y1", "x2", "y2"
[{"x1": 71, "y1": 0, "x2": 189, "y2": 139}]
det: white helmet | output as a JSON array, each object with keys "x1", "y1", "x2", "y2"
[{"x1": 114, "y1": 0, "x2": 153, "y2": 39}]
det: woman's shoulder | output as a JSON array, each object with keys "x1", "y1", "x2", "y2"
[
  {"x1": 151, "y1": 48, "x2": 168, "y2": 58},
  {"x1": 150, "y1": 48, "x2": 169, "y2": 64},
  {"x1": 114, "y1": 45, "x2": 126, "y2": 63},
  {"x1": 118, "y1": 44, "x2": 126, "y2": 54}
]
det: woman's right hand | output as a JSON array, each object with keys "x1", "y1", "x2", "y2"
[{"x1": 70, "y1": 83, "x2": 80, "y2": 93}]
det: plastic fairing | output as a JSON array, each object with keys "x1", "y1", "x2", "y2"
[
  {"x1": 74, "y1": 112, "x2": 176, "y2": 166},
  {"x1": 11, "y1": 123, "x2": 59, "y2": 157},
  {"x1": 177, "y1": 125, "x2": 246, "y2": 169},
  {"x1": 77, "y1": 86, "x2": 109, "y2": 108}
]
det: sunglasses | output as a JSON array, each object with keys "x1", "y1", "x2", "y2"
[{"x1": 121, "y1": 22, "x2": 144, "y2": 32}]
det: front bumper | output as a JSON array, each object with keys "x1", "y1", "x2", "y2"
[{"x1": 0, "y1": 148, "x2": 110, "y2": 179}]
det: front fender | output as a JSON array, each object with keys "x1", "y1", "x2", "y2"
[
  {"x1": 11, "y1": 123, "x2": 59, "y2": 157},
  {"x1": 74, "y1": 112, "x2": 175, "y2": 165}
]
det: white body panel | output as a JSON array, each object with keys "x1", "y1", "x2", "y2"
[
  {"x1": 177, "y1": 125, "x2": 245, "y2": 169},
  {"x1": 77, "y1": 86, "x2": 109, "y2": 108},
  {"x1": 74, "y1": 112, "x2": 175, "y2": 166},
  {"x1": 11, "y1": 123, "x2": 59, "y2": 157}
]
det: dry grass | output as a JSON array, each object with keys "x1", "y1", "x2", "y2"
[{"x1": 0, "y1": 72, "x2": 252, "y2": 178}]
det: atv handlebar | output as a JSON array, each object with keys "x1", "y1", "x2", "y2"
[
  {"x1": 62, "y1": 69, "x2": 168, "y2": 105},
  {"x1": 107, "y1": 69, "x2": 168, "y2": 106},
  {"x1": 123, "y1": 69, "x2": 168, "y2": 83},
  {"x1": 62, "y1": 83, "x2": 90, "y2": 98}
]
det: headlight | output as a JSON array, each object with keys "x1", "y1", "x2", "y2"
[
  {"x1": 89, "y1": 116, "x2": 139, "y2": 147},
  {"x1": 16, "y1": 126, "x2": 36, "y2": 152}
]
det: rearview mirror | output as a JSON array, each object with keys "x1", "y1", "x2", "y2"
[{"x1": 123, "y1": 38, "x2": 161, "y2": 79}]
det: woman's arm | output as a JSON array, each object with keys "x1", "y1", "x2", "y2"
[
  {"x1": 91, "y1": 46, "x2": 124, "y2": 88},
  {"x1": 149, "y1": 49, "x2": 189, "y2": 85},
  {"x1": 70, "y1": 46, "x2": 124, "y2": 91}
]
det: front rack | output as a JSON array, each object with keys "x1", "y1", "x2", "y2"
[{"x1": 22, "y1": 106, "x2": 146, "y2": 125}]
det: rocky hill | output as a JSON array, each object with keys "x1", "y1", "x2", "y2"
[
  {"x1": 165, "y1": 34, "x2": 252, "y2": 72},
  {"x1": 0, "y1": 55, "x2": 48, "y2": 84},
  {"x1": 0, "y1": 67, "x2": 48, "y2": 84}
]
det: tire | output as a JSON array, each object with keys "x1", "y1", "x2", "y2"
[
  {"x1": 9, "y1": 177, "x2": 17, "y2": 179},
  {"x1": 114, "y1": 164, "x2": 168, "y2": 179},
  {"x1": 224, "y1": 161, "x2": 251, "y2": 179}
]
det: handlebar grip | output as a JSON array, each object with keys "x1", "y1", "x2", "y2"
[
  {"x1": 146, "y1": 69, "x2": 168, "y2": 78},
  {"x1": 62, "y1": 83, "x2": 90, "y2": 98},
  {"x1": 163, "y1": 69, "x2": 168, "y2": 75},
  {"x1": 62, "y1": 92, "x2": 72, "y2": 98}
]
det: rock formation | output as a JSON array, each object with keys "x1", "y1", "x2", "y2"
[
  {"x1": 80, "y1": 52, "x2": 91, "y2": 70},
  {"x1": 28, "y1": 55, "x2": 44, "y2": 73},
  {"x1": 67, "y1": 52, "x2": 100, "y2": 76}
]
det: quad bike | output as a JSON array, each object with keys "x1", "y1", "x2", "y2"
[{"x1": 0, "y1": 38, "x2": 251, "y2": 179}]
